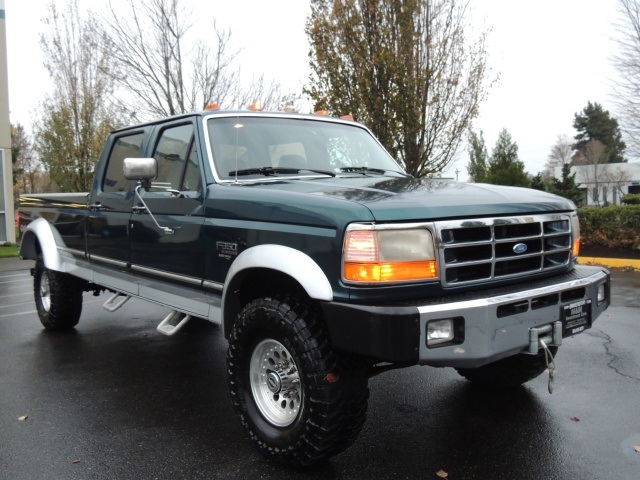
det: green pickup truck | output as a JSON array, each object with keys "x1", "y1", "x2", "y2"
[{"x1": 18, "y1": 110, "x2": 610, "y2": 466}]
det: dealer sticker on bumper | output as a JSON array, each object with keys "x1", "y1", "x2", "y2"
[{"x1": 562, "y1": 299, "x2": 592, "y2": 337}]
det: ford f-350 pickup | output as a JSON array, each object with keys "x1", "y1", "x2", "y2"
[{"x1": 18, "y1": 110, "x2": 610, "y2": 466}]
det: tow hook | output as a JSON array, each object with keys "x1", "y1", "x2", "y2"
[
  {"x1": 528, "y1": 322, "x2": 562, "y2": 394},
  {"x1": 539, "y1": 339, "x2": 556, "y2": 394}
]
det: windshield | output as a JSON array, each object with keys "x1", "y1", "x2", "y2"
[{"x1": 206, "y1": 116, "x2": 405, "y2": 180}]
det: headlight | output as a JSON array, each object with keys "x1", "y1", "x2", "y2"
[
  {"x1": 343, "y1": 225, "x2": 438, "y2": 283},
  {"x1": 571, "y1": 213, "x2": 581, "y2": 257}
]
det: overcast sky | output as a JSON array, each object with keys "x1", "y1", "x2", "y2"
[{"x1": 4, "y1": 0, "x2": 626, "y2": 179}]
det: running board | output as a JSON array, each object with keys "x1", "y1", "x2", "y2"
[
  {"x1": 157, "y1": 310, "x2": 191, "y2": 336},
  {"x1": 103, "y1": 292, "x2": 131, "y2": 312}
]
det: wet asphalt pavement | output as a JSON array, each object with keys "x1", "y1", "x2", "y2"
[{"x1": 1, "y1": 259, "x2": 639, "y2": 480}]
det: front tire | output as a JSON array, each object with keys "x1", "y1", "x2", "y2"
[
  {"x1": 456, "y1": 347, "x2": 558, "y2": 388},
  {"x1": 227, "y1": 296, "x2": 369, "y2": 467},
  {"x1": 33, "y1": 256, "x2": 83, "y2": 330}
]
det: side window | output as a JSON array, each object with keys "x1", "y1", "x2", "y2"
[
  {"x1": 103, "y1": 132, "x2": 144, "y2": 193},
  {"x1": 153, "y1": 123, "x2": 197, "y2": 191},
  {"x1": 182, "y1": 143, "x2": 202, "y2": 191}
]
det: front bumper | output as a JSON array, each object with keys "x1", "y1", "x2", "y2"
[{"x1": 322, "y1": 265, "x2": 610, "y2": 368}]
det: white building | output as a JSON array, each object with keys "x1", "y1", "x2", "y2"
[
  {"x1": 555, "y1": 162, "x2": 640, "y2": 206},
  {"x1": 0, "y1": 0, "x2": 15, "y2": 243}
]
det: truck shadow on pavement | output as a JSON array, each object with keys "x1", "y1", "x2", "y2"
[{"x1": 18, "y1": 309, "x2": 563, "y2": 479}]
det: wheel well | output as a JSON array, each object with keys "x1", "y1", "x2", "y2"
[
  {"x1": 223, "y1": 268, "x2": 309, "y2": 337},
  {"x1": 20, "y1": 231, "x2": 42, "y2": 259}
]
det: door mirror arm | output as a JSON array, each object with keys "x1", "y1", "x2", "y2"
[
  {"x1": 123, "y1": 157, "x2": 175, "y2": 235},
  {"x1": 133, "y1": 183, "x2": 175, "y2": 235}
]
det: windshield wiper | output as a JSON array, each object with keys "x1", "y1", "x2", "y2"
[
  {"x1": 229, "y1": 167, "x2": 335, "y2": 177},
  {"x1": 338, "y1": 166, "x2": 388, "y2": 175},
  {"x1": 301, "y1": 168, "x2": 336, "y2": 177},
  {"x1": 338, "y1": 166, "x2": 410, "y2": 177},
  {"x1": 229, "y1": 167, "x2": 298, "y2": 176}
]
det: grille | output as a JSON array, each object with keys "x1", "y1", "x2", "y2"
[{"x1": 436, "y1": 214, "x2": 573, "y2": 287}]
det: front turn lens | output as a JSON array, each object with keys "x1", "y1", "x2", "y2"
[{"x1": 343, "y1": 227, "x2": 438, "y2": 283}]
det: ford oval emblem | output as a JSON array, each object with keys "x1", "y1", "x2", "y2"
[{"x1": 513, "y1": 243, "x2": 528, "y2": 254}]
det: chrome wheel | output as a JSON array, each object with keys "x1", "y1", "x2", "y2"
[
  {"x1": 249, "y1": 338, "x2": 302, "y2": 427},
  {"x1": 40, "y1": 271, "x2": 51, "y2": 312},
  {"x1": 33, "y1": 256, "x2": 83, "y2": 330},
  {"x1": 228, "y1": 297, "x2": 370, "y2": 466}
]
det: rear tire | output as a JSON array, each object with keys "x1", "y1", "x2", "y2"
[
  {"x1": 227, "y1": 296, "x2": 369, "y2": 467},
  {"x1": 33, "y1": 256, "x2": 83, "y2": 330},
  {"x1": 456, "y1": 347, "x2": 557, "y2": 388}
]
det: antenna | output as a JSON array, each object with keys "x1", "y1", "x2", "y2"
[{"x1": 234, "y1": 117, "x2": 242, "y2": 184}]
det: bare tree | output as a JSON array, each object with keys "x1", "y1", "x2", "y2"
[
  {"x1": 11, "y1": 124, "x2": 39, "y2": 201},
  {"x1": 102, "y1": 0, "x2": 285, "y2": 120},
  {"x1": 306, "y1": 0, "x2": 495, "y2": 177},
  {"x1": 613, "y1": 0, "x2": 640, "y2": 157},
  {"x1": 602, "y1": 164, "x2": 631, "y2": 203},
  {"x1": 543, "y1": 134, "x2": 573, "y2": 179},
  {"x1": 573, "y1": 140, "x2": 609, "y2": 204},
  {"x1": 34, "y1": 1, "x2": 121, "y2": 192}
]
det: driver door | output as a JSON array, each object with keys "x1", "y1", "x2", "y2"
[{"x1": 129, "y1": 121, "x2": 208, "y2": 317}]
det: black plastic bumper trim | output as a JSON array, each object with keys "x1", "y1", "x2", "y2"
[{"x1": 321, "y1": 302, "x2": 420, "y2": 364}]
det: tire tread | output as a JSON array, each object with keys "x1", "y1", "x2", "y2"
[
  {"x1": 227, "y1": 296, "x2": 369, "y2": 467},
  {"x1": 34, "y1": 256, "x2": 83, "y2": 330}
]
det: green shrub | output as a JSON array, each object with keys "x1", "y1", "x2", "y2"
[
  {"x1": 621, "y1": 193, "x2": 640, "y2": 205},
  {"x1": 579, "y1": 205, "x2": 640, "y2": 251}
]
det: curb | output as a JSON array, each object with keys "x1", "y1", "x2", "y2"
[{"x1": 577, "y1": 257, "x2": 640, "y2": 270}]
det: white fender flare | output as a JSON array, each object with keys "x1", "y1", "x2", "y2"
[
  {"x1": 19, "y1": 217, "x2": 66, "y2": 271},
  {"x1": 221, "y1": 245, "x2": 334, "y2": 336},
  {"x1": 224, "y1": 244, "x2": 333, "y2": 301}
]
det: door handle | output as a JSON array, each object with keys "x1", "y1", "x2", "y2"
[
  {"x1": 89, "y1": 203, "x2": 102, "y2": 211},
  {"x1": 132, "y1": 205, "x2": 147, "y2": 213}
]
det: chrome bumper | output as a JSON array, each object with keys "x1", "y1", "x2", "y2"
[{"x1": 417, "y1": 266, "x2": 610, "y2": 368}]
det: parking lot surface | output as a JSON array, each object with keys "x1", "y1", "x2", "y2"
[{"x1": 1, "y1": 259, "x2": 639, "y2": 479}]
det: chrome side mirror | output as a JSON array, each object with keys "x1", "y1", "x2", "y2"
[
  {"x1": 123, "y1": 157, "x2": 157, "y2": 188},
  {"x1": 123, "y1": 157, "x2": 174, "y2": 235}
]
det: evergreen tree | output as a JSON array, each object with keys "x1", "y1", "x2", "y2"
[
  {"x1": 529, "y1": 173, "x2": 548, "y2": 192},
  {"x1": 485, "y1": 129, "x2": 530, "y2": 187},
  {"x1": 548, "y1": 163, "x2": 584, "y2": 206},
  {"x1": 467, "y1": 129, "x2": 488, "y2": 182},
  {"x1": 573, "y1": 101, "x2": 626, "y2": 163}
]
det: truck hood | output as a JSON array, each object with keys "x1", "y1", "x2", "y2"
[{"x1": 254, "y1": 175, "x2": 576, "y2": 222}]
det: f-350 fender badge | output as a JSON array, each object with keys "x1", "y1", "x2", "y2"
[{"x1": 216, "y1": 242, "x2": 238, "y2": 260}]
